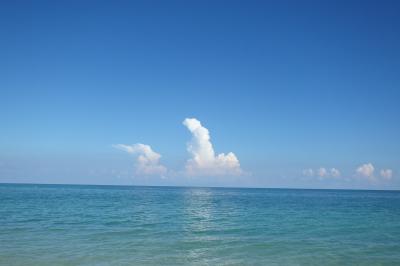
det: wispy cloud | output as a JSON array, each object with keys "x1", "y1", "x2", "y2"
[
  {"x1": 113, "y1": 144, "x2": 167, "y2": 176},
  {"x1": 183, "y1": 118, "x2": 243, "y2": 176}
]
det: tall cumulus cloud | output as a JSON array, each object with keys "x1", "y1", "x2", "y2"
[
  {"x1": 182, "y1": 118, "x2": 243, "y2": 176},
  {"x1": 114, "y1": 118, "x2": 243, "y2": 178}
]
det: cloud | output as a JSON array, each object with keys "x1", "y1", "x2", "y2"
[
  {"x1": 354, "y1": 163, "x2": 395, "y2": 182},
  {"x1": 183, "y1": 118, "x2": 242, "y2": 176},
  {"x1": 302, "y1": 168, "x2": 314, "y2": 177},
  {"x1": 318, "y1": 167, "x2": 328, "y2": 177},
  {"x1": 302, "y1": 167, "x2": 341, "y2": 179},
  {"x1": 113, "y1": 144, "x2": 167, "y2": 176},
  {"x1": 303, "y1": 164, "x2": 394, "y2": 183},
  {"x1": 380, "y1": 169, "x2": 393, "y2": 180},
  {"x1": 303, "y1": 163, "x2": 394, "y2": 183},
  {"x1": 355, "y1": 163, "x2": 375, "y2": 179},
  {"x1": 330, "y1": 168, "x2": 341, "y2": 177}
]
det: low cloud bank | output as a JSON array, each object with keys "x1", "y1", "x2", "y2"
[
  {"x1": 302, "y1": 167, "x2": 341, "y2": 178},
  {"x1": 303, "y1": 163, "x2": 394, "y2": 182},
  {"x1": 355, "y1": 163, "x2": 393, "y2": 181}
]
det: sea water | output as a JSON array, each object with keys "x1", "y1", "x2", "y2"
[{"x1": 1, "y1": 184, "x2": 400, "y2": 265}]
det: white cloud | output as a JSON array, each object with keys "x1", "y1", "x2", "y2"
[
  {"x1": 356, "y1": 163, "x2": 375, "y2": 180},
  {"x1": 330, "y1": 168, "x2": 341, "y2": 177},
  {"x1": 113, "y1": 144, "x2": 167, "y2": 176},
  {"x1": 183, "y1": 118, "x2": 242, "y2": 176},
  {"x1": 304, "y1": 164, "x2": 394, "y2": 183},
  {"x1": 303, "y1": 167, "x2": 341, "y2": 179},
  {"x1": 380, "y1": 169, "x2": 393, "y2": 180},
  {"x1": 318, "y1": 167, "x2": 327, "y2": 177},
  {"x1": 354, "y1": 163, "x2": 395, "y2": 182},
  {"x1": 302, "y1": 168, "x2": 314, "y2": 177}
]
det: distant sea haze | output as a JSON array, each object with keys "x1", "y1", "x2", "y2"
[{"x1": 1, "y1": 183, "x2": 400, "y2": 265}]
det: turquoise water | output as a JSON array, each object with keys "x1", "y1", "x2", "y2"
[{"x1": 1, "y1": 184, "x2": 400, "y2": 265}]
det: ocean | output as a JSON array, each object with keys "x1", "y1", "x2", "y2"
[{"x1": 1, "y1": 184, "x2": 399, "y2": 265}]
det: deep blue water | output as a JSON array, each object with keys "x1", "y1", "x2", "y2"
[{"x1": 1, "y1": 184, "x2": 400, "y2": 265}]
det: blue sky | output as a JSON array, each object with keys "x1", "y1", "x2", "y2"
[{"x1": 1, "y1": 0, "x2": 399, "y2": 189}]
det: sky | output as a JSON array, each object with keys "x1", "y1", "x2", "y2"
[{"x1": 1, "y1": 0, "x2": 400, "y2": 189}]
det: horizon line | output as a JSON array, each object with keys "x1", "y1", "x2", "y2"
[{"x1": 1, "y1": 182, "x2": 399, "y2": 192}]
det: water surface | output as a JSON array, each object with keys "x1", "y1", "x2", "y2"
[{"x1": 1, "y1": 184, "x2": 400, "y2": 265}]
